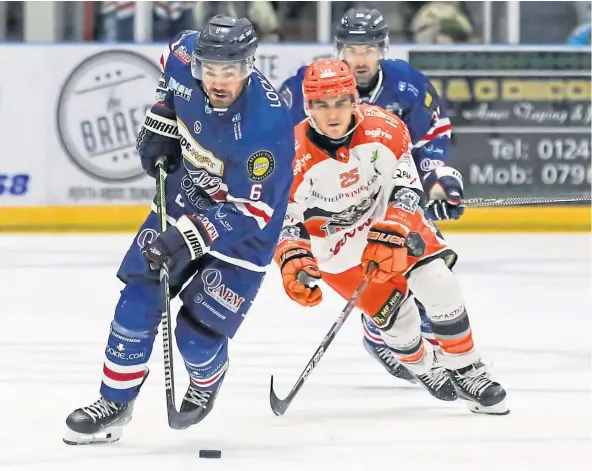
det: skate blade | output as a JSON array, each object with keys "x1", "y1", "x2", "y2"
[
  {"x1": 63, "y1": 426, "x2": 123, "y2": 445},
  {"x1": 465, "y1": 399, "x2": 510, "y2": 416}
]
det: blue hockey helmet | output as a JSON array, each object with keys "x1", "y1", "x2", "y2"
[
  {"x1": 334, "y1": 8, "x2": 389, "y2": 57},
  {"x1": 192, "y1": 15, "x2": 258, "y2": 81}
]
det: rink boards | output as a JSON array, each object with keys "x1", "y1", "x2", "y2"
[{"x1": 0, "y1": 44, "x2": 589, "y2": 232}]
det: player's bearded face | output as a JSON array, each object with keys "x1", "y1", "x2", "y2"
[
  {"x1": 341, "y1": 45, "x2": 381, "y2": 87},
  {"x1": 309, "y1": 96, "x2": 355, "y2": 139},
  {"x1": 201, "y1": 63, "x2": 246, "y2": 108}
]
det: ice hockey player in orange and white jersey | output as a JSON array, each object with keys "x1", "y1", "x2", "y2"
[{"x1": 274, "y1": 59, "x2": 509, "y2": 415}]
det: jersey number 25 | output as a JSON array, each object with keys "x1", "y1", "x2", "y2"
[{"x1": 339, "y1": 168, "x2": 360, "y2": 188}]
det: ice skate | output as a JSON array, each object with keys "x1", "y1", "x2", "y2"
[
  {"x1": 448, "y1": 361, "x2": 510, "y2": 415},
  {"x1": 362, "y1": 315, "x2": 416, "y2": 383},
  {"x1": 172, "y1": 383, "x2": 222, "y2": 429},
  {"x1": 414, "y1": 359, "x2": 458, "y2": 402},
  {"x1": 63, "y1": 397, "x2": 134, "y2": 445}
]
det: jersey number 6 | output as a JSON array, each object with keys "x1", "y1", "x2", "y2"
[{"x1": 250, "y1": 184, "x2": 262, "y2": 200}]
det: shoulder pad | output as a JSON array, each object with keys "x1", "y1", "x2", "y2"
[
  {"x1": 160, "y1": 30, "x2": 198, "y2": 72},
  {"x1": 295, "y1": 65, "x2": 308, "y2": 79},
  {"x1": 382, "y1": 59, "x2": 426, "y2": 100}
]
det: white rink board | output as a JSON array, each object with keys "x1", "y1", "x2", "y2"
[{"x1": 0, "y1": 233, "x2": 590, "y2": 470}]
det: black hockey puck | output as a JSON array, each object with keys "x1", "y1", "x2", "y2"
[{"x1": 199, "y1": 449, "x2": 222, "y2": 459}]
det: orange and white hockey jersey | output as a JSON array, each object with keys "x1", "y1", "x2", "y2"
[{"x1": 280, "y1": 104, "x2": 451, "y2": 277}]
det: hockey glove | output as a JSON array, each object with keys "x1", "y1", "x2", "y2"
[
  {"x1": 136, "y1": 104, "x2": 182, "y2": 178},
  {"x1": 276, "y1": 241, "x2": 322, "y2": 307},
  {"x1": 142, "y1": 215, "x2": 210, "y2": 274},
  {"x1": 423, "y1": 166, "x2": 465, "y2": 221},
  {"x1": 361, "y1": 216, "x2": 408, "y2": 284}
]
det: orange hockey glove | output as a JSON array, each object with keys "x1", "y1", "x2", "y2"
[
  {"x1": 361, "y1": 215, "x2": 409, "y2": 284},
  {"x1": 275, "y1": 240, "x2": 323, "y2": 307}
]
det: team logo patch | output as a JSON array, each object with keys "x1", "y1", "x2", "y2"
[
  {"x1": 194, "y1": 121, "x2": 202, "y2": 134},
  {"x1": 247, "y1": 150, "x2": 275, "y2": 182},
  {"x1": 424, "y1": 92, "x2": 433, "y2": 108}
]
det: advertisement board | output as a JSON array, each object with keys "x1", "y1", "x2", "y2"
[
  {"x1": 409, "y1": 49, "x2": 591, "y2": 199},
  {"x1": 0, "y1": 44, "x2": 589, "y2": 232}
]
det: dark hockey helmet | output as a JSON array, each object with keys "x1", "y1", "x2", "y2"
[
  {"x1": 334, "y1": 8, "x2": 389, "y2": 58},
  {"x1": 192, "y1": 15, "x2": 258, "y2": 80}
]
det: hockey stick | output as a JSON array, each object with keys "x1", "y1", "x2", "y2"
[
  {"x1": 154, "y1": 157, "x2": 185, "y2": 430},
  {"x1": 460, "y1": 194, "x2": 591, "y2": 208},
  {"x1": 269, "y1": 262, "x2": 378, "y2": 416}
]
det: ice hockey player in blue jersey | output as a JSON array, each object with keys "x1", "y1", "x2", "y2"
[
  {"x1": 279, "y1": 8, "x2": 465, "y2": 386},
  {"x1": 63, "y1": 16, "x2": 294, "y2": 445}
]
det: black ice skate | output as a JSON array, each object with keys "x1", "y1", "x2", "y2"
[
  {"x1": 173, "y1": 383, "x2": 222, "y2": 429},
  {"x1": 363, "y1": 338, "x2": 417, "y2": 383},
  {"x1": 414, "y1": 360, "x2": 458, "y2": 402},
  {"x1": 63, "y1": 397, "x2": 134, "y2": 445},
  {"x1": 448, "y1": 361, "x2": 510, "y2": 415}
]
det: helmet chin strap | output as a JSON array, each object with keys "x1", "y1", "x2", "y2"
[{"x1": 306, "y1": 106, "x2": 365, "y2": 141}]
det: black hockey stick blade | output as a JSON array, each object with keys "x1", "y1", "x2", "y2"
[
  {"x1": 269, "y1": 375, "x2": 290, "y2": 416},
  {"x1": 269, "y1": 263, "x2": 377, "y2": 417}
]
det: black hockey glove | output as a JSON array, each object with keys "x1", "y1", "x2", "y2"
[
  {"x1": 424, "y1": 200, "x2": 465, "y2": 221},
  {"x1": 423, "y1": 166, "x2": 465, "y2": 221},
  {"x1": 142, "y1": 215, "x2": 210, "y2": 274},
  {"x1": 136, "y1": 104, "x2": 182, "y2": 178}
]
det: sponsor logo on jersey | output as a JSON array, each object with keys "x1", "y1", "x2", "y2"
[
  {"x1": 407, "y1": 83, "x2": 420, "y2": 96},
  {"x1": 201, "y1": 269, "x2": 245, "y2": 313},
  {"x1": 395, "y1": 168, "x2": 412, "y2": 181},
  {"x1": 279, "y1": 224, "x2": 302, "y2": 242},
  {"x1": 173, "y1": 45, "x2": 192, "y2": 64},
  {"x1": 169, "y1": 77, "x2": 192, "y2": 101},
  {"x1": 393, "y1": 188, "x2": 420, "y2": 213},
  {"x1": 157, "y1": 73, "x2": 167, "y2": 90},
  {"x1": 213, "y1": 203, "x2": 233, "y2": 231},
  {"x1": 310, "y1": 174, "x2": 378, "y2": 203},
  {"x1": 57, "y1": 50, "x2": 160, "y2": 181},
  {"x1": 331, "y1": 218, "x2": 372, "y2": 255},
  {"x1": 195, "y1": 216, "x2": 219, "y2": 243},
  {"x1": 280, "y1": 87, "x2": 293, "y2": 108},
  {"x1": 424, "y1": 92, "x2": 433, "y2": 108},
  {"x1": 178, "y1": 120, "x2": 224, "y2": 175},
  {"x1": 424, "y1": 145, "x2": 444, "y2": 156},
  {"x1": 182, "y1": 169, "x2": 224, "y2": 201},
  {"x1": 293, "y1": 153, "x2": 312, "y2": 175},
  {"x1": 374, "y1": 290, "x2": 404, "y2": 328},
  {"x1": 136, "y1": 228, "x2": 158, "y2": 248},
  {"x1": 370, "y1": 148, "x2": 379, "y2": 163},
  {"x1": 320, "y1": 193, "x2": 378, "y2": 236},
  {"x1": 194, "y1": 121, "x2": 202, "y2": 134},
  {"x1": 420, "y1": 158, "x2": 445, "y2": 172},
  {"x1": 106, "y1": 345, "x2": 146, "y2": 360},
  {"x1": 194, "y1": 293, "x2": 227, "y2": 321},
  {"x1": 365, "y1": 128, "x2": 392, "y2": 140},
  {"x1": 247, "y1": 151, "x2": 275, "y2": 182}
]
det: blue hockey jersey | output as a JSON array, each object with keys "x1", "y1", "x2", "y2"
[
  {"x1": 279, "y1": 59, "x2": 451, "y2": 176},
  {"x1": 153, "y1": 31, "x2": 295, "y2": 272}
]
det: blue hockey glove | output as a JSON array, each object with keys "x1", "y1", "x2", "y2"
[
  {"x1": 136, "y1": 104, "x2": 182, "y2": 178},
  {"x1": 423, "y1": 166, "x2": 465, "y2": 221},
  {"x1": 142, "y1": 215, "x2": 210, "y2": 273}
]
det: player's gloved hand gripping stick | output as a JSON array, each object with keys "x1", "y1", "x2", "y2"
[{"x1": 269, "y1": 262, "x2": 379, "y2": 416}]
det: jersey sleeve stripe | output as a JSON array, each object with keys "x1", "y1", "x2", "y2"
[
  {"x1": 226, "y1": 195, "x2": 274, "y2": 229},
  {"x1": 414, "y1": 117, "x2": 452, "y2": 148}
]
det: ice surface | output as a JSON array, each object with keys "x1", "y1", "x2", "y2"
[{"x1": 0, "y1": 233, "x2": 590, "y2": 471}]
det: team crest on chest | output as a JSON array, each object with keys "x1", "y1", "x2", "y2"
[{"x1": 247, "y1": 151, "x2": 275, "y2": 181}]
